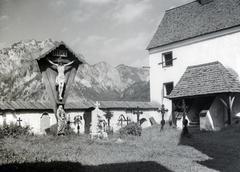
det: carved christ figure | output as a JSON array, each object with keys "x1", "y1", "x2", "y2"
[{"x1": 48, "y1": 59, "x2": 74, "y2": 100}]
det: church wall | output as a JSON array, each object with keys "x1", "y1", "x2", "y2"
[
  {"x1": 101, "y1": 109, "x2": 161, "y2": 132},
  {"x1": 149, "y1": 31, "x2": 240, "y2": 120},
  {"x1": 0, "y1": 108, "x2": 160, "y2": 134}
]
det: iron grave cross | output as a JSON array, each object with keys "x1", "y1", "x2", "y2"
[
  {"x1": 133, "y1": 106, "x2": 143, "y2": 124},
  {"x1": 17, "y1": 117, "x2": 22, "y2": 126},
  {"x1": 158, "y1": 104, "x2": 168, "y2": 130}
]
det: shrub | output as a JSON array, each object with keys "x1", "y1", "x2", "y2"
[
  {"x1": 0, "y1": 123, "x2": 31, "y2": 138},
  {"x1": 119, "y1": 122, "x2": 142, "y2": 136}
]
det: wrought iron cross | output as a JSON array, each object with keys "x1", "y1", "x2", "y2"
[
  {"x1": 158, "y1": 104, "x2": 168, "y2": 130},
  {"x1": 133, "y1": 106, "x2": 143, "y2": 123},
  {"x1": 126, "y1": 117, "x2": 131, "y2": 125},
  {"x1": 17, "y1": 117, "x2": 22, "y2": 126},
  {"x1": 118, "y1": 115, "x2": 126, "y2": 127},
  {"x1": 74, "y1": 115, "x2": 82, "y2": 135}
]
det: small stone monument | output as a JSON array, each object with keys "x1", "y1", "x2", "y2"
[{"x1": 90, "y1": 101, "x2": 108, "y2": 139}]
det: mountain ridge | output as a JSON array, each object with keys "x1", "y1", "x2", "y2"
[{"x1": 0, "y1": 39, "x2": 150, "y2": 102}]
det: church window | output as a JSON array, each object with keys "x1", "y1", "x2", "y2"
[
  {"x1": 162, "y1": 51, "x2": 173, "y2": 67},
  {"x1": 163, "y1": 82, "x2": 174, "y2": 97}
]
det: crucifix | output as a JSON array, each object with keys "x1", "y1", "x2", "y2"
[
  {"x1": 17, "y1": 117, "x2": 22, "y2": 126},
  {"x1": 133, "y1": 106, "x2": 143, "y2": 124},
  {"x1": 48, "y1": 59, "x2": 74, "y2": 101},
  {"x1": 158, "y1": 104, "x2": 168, "y2": 131},
  {"x1": 36, "y1": 43, "x2": 84, "y2": 136}
]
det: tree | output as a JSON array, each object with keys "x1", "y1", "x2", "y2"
[{"x1": 104, "y1": 110, "x2": 113, "y2": 127}]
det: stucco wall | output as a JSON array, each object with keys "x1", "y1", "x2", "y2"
[
  {"x1": 149, "y1": 31, "x2": 240, "y2": 119},
  {"x1": 0, "y1": 110, "x2": 85, "y2": 134},
  {"x1": 0, "y1": 108, "x2": 160, "y2": 134},
  {"x1": 102, "y1": 109, "x2": 161, "y2": 132}
]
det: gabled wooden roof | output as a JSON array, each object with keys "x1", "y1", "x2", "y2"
[
  {"x1": 34, "y1": 41, "x2": 86, "y2": 64},
  {"x1": 147, "y1": 0, "x2": 240, "y2": 50},
  {"x1": 168, "y1": 61, "x2": 240, "y2": 99}
]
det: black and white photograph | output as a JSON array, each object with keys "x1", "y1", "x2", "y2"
[{"x1": 0, "y1": 0, "x2": 240, "y2": 171}]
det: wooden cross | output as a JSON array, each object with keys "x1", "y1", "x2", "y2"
[
  {"x1": 133, "y1": 106, "x2": 143, "y2": 123},
  {"x1": 158, "y1": 104, "x2": 168, "y2": 130},
  {"x1": 17, "y1": 117, "x2": 22, "y2": 126}
]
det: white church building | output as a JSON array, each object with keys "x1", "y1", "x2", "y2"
[
  {"x1": 0, "y1": 100, "x2": 160, "y2": 135},
  {"x1": 147, "y1": 0, "x2": 240, "y2": 130}
]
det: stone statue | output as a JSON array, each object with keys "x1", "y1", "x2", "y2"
[
  {"x1": 48, "y1": 59, "x2": 74, "y2": 100},
  {"x1": 56, "y1": 105, "x2": 66, "y2": 135}
]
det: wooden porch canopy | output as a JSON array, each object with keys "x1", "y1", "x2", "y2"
[
  {"x1": 167, "y1": 61, "x2": 240, "y2": 125},
  {"x1": 167, "y1": 61, "x2": 240, "y2": 100}
]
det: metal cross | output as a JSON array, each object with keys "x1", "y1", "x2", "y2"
[
  {"x1": 74, "y1": 115, "x2": 82, "y2": 135},
  {"x1": 133, "y1": 106, "x2": 143, "y2": 123},
  {"x1": 126, "y1": 117, "x2": 131, "y2": 125},
  {"x1": 17, "y1": 117, "x2": 22, "y2": 126},
  {"x1": 94, "y1": 101, "x2": 100, "y2": 109},
  {"x1": 118, "y1": 115, "x2": 126, "y2": 127},
  {"x1": 158, "y1": 104, "x2": 168, "y2": 130}
]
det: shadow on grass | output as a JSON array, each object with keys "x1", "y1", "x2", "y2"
[
  {"x1": 0, "y1": 161, "x2": 173, "y2": 172},
  {"x1": 179, "y1": 128, "x2": 240, "y2": 172}
]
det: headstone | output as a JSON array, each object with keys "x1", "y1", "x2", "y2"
[
  {"x1": 90, "y1": 102, "x2": 108, "y2": 139},
  {"x1": 149, "y1": 117, "x2": 157, "y2": 126},
  {"x1": 40, "y1": 112, "x2": 50, "y2": 133}
]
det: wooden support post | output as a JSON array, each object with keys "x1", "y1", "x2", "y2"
[
  {"x1": 220, "y1": 94, "x2": 235, "y2": 126},
  {"x1": 182, "y1": 99, "x2": 189, "y2": 136}
]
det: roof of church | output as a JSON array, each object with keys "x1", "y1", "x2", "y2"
[
  {"x1": 0, "y1": 100, "x2": 160, "y2": 111},
  {"x1": 168, "y1": 61, "x2": 240, "y2": 99},
  {"x1": 33, "y1": 41, "x2": 86, "y2": 63},
  {"x1": 147, "y1": 0, "x2": 240, "y2": 50}
]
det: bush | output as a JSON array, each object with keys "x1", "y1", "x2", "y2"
[
  {"x1": 0, "y1": 123, "x2": 31, "y2": 138},
  {"x1": 119, "y1": 122, "x2": 142, "y2": 136}
]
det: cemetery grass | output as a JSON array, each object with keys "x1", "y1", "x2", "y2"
[{"x1": 1, "y1": 126, "x2": 240, "y2": 171}]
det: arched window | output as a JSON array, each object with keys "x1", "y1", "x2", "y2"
[{"x1": 40, "y1": 112, "x2": 50, "y2": 133}]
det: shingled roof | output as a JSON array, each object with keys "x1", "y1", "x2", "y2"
[
  {"x1": 0, "y1": 100, "x2": 160, "y2": 111},
  {"x1": 147, "y1": 0, "x2": 240, "y2": 50},
  {"x1": 33, "y1": 41, "x2": 86, "y2": 64},
  {"x1": 168, "y1": 61, "x2": 240, "y2": 99}
]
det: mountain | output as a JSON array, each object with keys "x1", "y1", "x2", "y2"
[{"x1": 0, "y1": 39, "x2": 150, "y2": 102}]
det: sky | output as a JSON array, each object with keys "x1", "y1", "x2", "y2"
[{"x1": 0, "y1": 0, "x2": 192, "y2": 67}]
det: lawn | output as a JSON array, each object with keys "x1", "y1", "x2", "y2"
[{"x1": 1, "y1": 125, "x2": 240, "y2": 172}]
